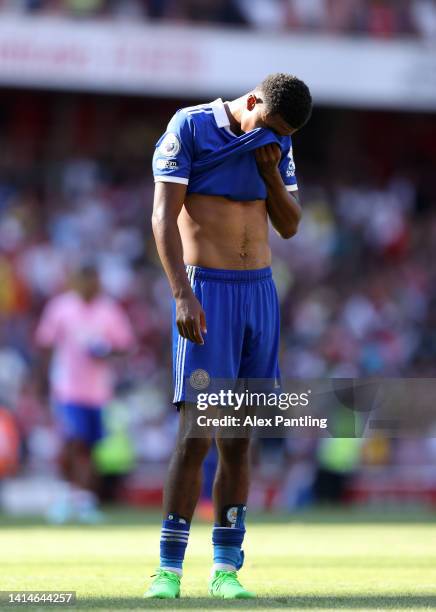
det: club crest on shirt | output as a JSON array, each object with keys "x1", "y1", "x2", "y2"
[{"x1": 159, "y1": 133, "x2": 181, "y2": 157}]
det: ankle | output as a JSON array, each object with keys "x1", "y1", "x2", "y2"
[
  {"x1": 160, "y1": 566, "x2": 183, "y2": 577},
  {"x1": 159, "y1": 512, "x2": 190, "y2": 576},
  {"x1": 212, "y1": 563, "x2": 236, "y2": 574}
]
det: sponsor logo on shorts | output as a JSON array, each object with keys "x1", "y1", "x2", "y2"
[{"x1": 189, "y1": 369, "x2": 210, "y2": 390}]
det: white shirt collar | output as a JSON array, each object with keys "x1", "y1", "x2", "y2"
[{"x1": 211, "y1": 98, "x2": 231, "y2": 128}]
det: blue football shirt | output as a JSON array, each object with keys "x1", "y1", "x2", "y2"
[{"x1": 152, "y1": 98, "x2": 298, "y2": 202}]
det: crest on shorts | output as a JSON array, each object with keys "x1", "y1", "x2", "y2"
[
  {"x1": 159, "y1": 133, "x2": 181, "y2": 158},
  {"x1": 189, "y1": 369, "x2": 210, "y2": 390}
]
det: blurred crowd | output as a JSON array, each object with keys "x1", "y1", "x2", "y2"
[
  {"x1": 0, "y1": 90, "x2": 435, "y2": 510},
  {"x1": 0, "y1": 0, "x2": 436, "y2": 40}
]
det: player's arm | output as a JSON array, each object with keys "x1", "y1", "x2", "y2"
[
  {"x1": 255, "y1": 144, "x2": 301, "y2": 239},
  {"x1": 152, "y1": 182, "x2": 206, "y2": 345},
  {"x1": 35, "y1": 347, "x2": 52, "y2": 401},
  {"x1": 34, "y1": 304, "x2": 58, "y2": 402}
]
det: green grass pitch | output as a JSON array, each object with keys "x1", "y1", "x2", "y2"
[{"x1": 1, "y1": 508, "x2": 436, "y2": 611}]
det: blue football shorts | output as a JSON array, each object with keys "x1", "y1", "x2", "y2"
[
  {"x1": 172, "y1": 266, "x2": 280, "y2": 405},
  {"x1": 55, "y1": 402, "x2": 105, "y2": 446}
]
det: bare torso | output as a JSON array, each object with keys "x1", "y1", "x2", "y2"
[{"x1": 179, "y1": 193, "x2": 271, "y2": 270}]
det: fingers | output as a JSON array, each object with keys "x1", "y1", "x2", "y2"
[
  {"x1": 256, "y1": 144, "x2": 280, "y2": 163},
  {"x1": 200, "y1": 310, "x2": 207, "y2": 334},
  {"x1": 270, "y1": 143, "x2": 281, "y2": 162},
  {"x1": 178, "y1": 316, "x2": 204, "y2": 344},
  {"x1": 177, "y1": 320, "x2": 190, "y2": 342},
  {"x1": 265, "y1": 143, "x2": 281, "y2": 160},
  {"x1": 191, "y1": 316, "x2": 204, "y2": 345},
  {"x1": 184, "y1": 318, "x2": 197, "y2": 343},
  {"x1": 255, "y1": 146, "x2": 267, "y2": 163}
]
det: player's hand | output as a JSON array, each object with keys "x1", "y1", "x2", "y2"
[
  {"x1": 87, "y1": 341, "x2": 112, "y2": 360},
  {"x1": 255, "y1": 144, "x2": 281, "y2": 177},
  {"x1": 175, "y1": 292, "x2": 207, "y2": 345}
]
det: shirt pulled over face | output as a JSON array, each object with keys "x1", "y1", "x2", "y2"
[{"x1": 153, "y1": 98, "x2": 298, "y2": 202}]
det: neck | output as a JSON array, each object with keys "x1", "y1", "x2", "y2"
[
  {"x1": 79, "y1": 292, "x2": 97, "y2": 303},
  {"x1": 224, "y1": 96, "x2": 245, "y2": 135}
]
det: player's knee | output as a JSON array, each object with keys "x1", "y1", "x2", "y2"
[
  {"x1": 69, "y1": 438, "x2": 91, "y2": 457},
  {"x1": 177, "y1": 435, "x2": 212, "y2": 466},
  {"x1": 218, "y1": 438, "x2": 250, "y2": 464}
]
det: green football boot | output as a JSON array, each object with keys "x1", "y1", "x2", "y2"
[
  {"x1": 144, "y1": 569, "x2": 181, "y2": 599},
  {"x1": 209, "y1": 570, "x2": 255, "y2": 599}
]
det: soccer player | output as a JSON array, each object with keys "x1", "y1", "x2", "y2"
[
  {"x1": 146, "y1": 73, "x2": 312, "y2": 599},
  {"x1": 35, "y1": 263, "x2": 135, "y2": 523}
]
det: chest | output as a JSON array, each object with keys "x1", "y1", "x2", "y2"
[{"x1": 59, "y1": 304, "x2": 110, "y2": 344}]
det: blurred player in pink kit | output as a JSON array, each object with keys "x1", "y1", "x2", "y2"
[{"x1": 35, "y1": 263, "x2": 135, "y2": 523}]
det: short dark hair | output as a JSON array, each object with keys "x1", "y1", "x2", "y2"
[{"x1": 260, "y1": 73, "x2": 312, "y2": 130}]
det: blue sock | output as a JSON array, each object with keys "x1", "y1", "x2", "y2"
[
  {"x1": 160, "y1": 513, "x2": 190, "y2": 576},
  {"x1": 212, "y1": 504, "x2": 246, "y2": 572}
]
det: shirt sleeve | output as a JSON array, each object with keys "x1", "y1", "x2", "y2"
[
  {"x1": 152, "y1": 109, "x2": 194, "y2": 186},
  {"x1": 279, "y1": 138, "x2": 298, "y2": 192},
  {"x1": 34, "y1": 300, "x2": 62, "y2": 348}
]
